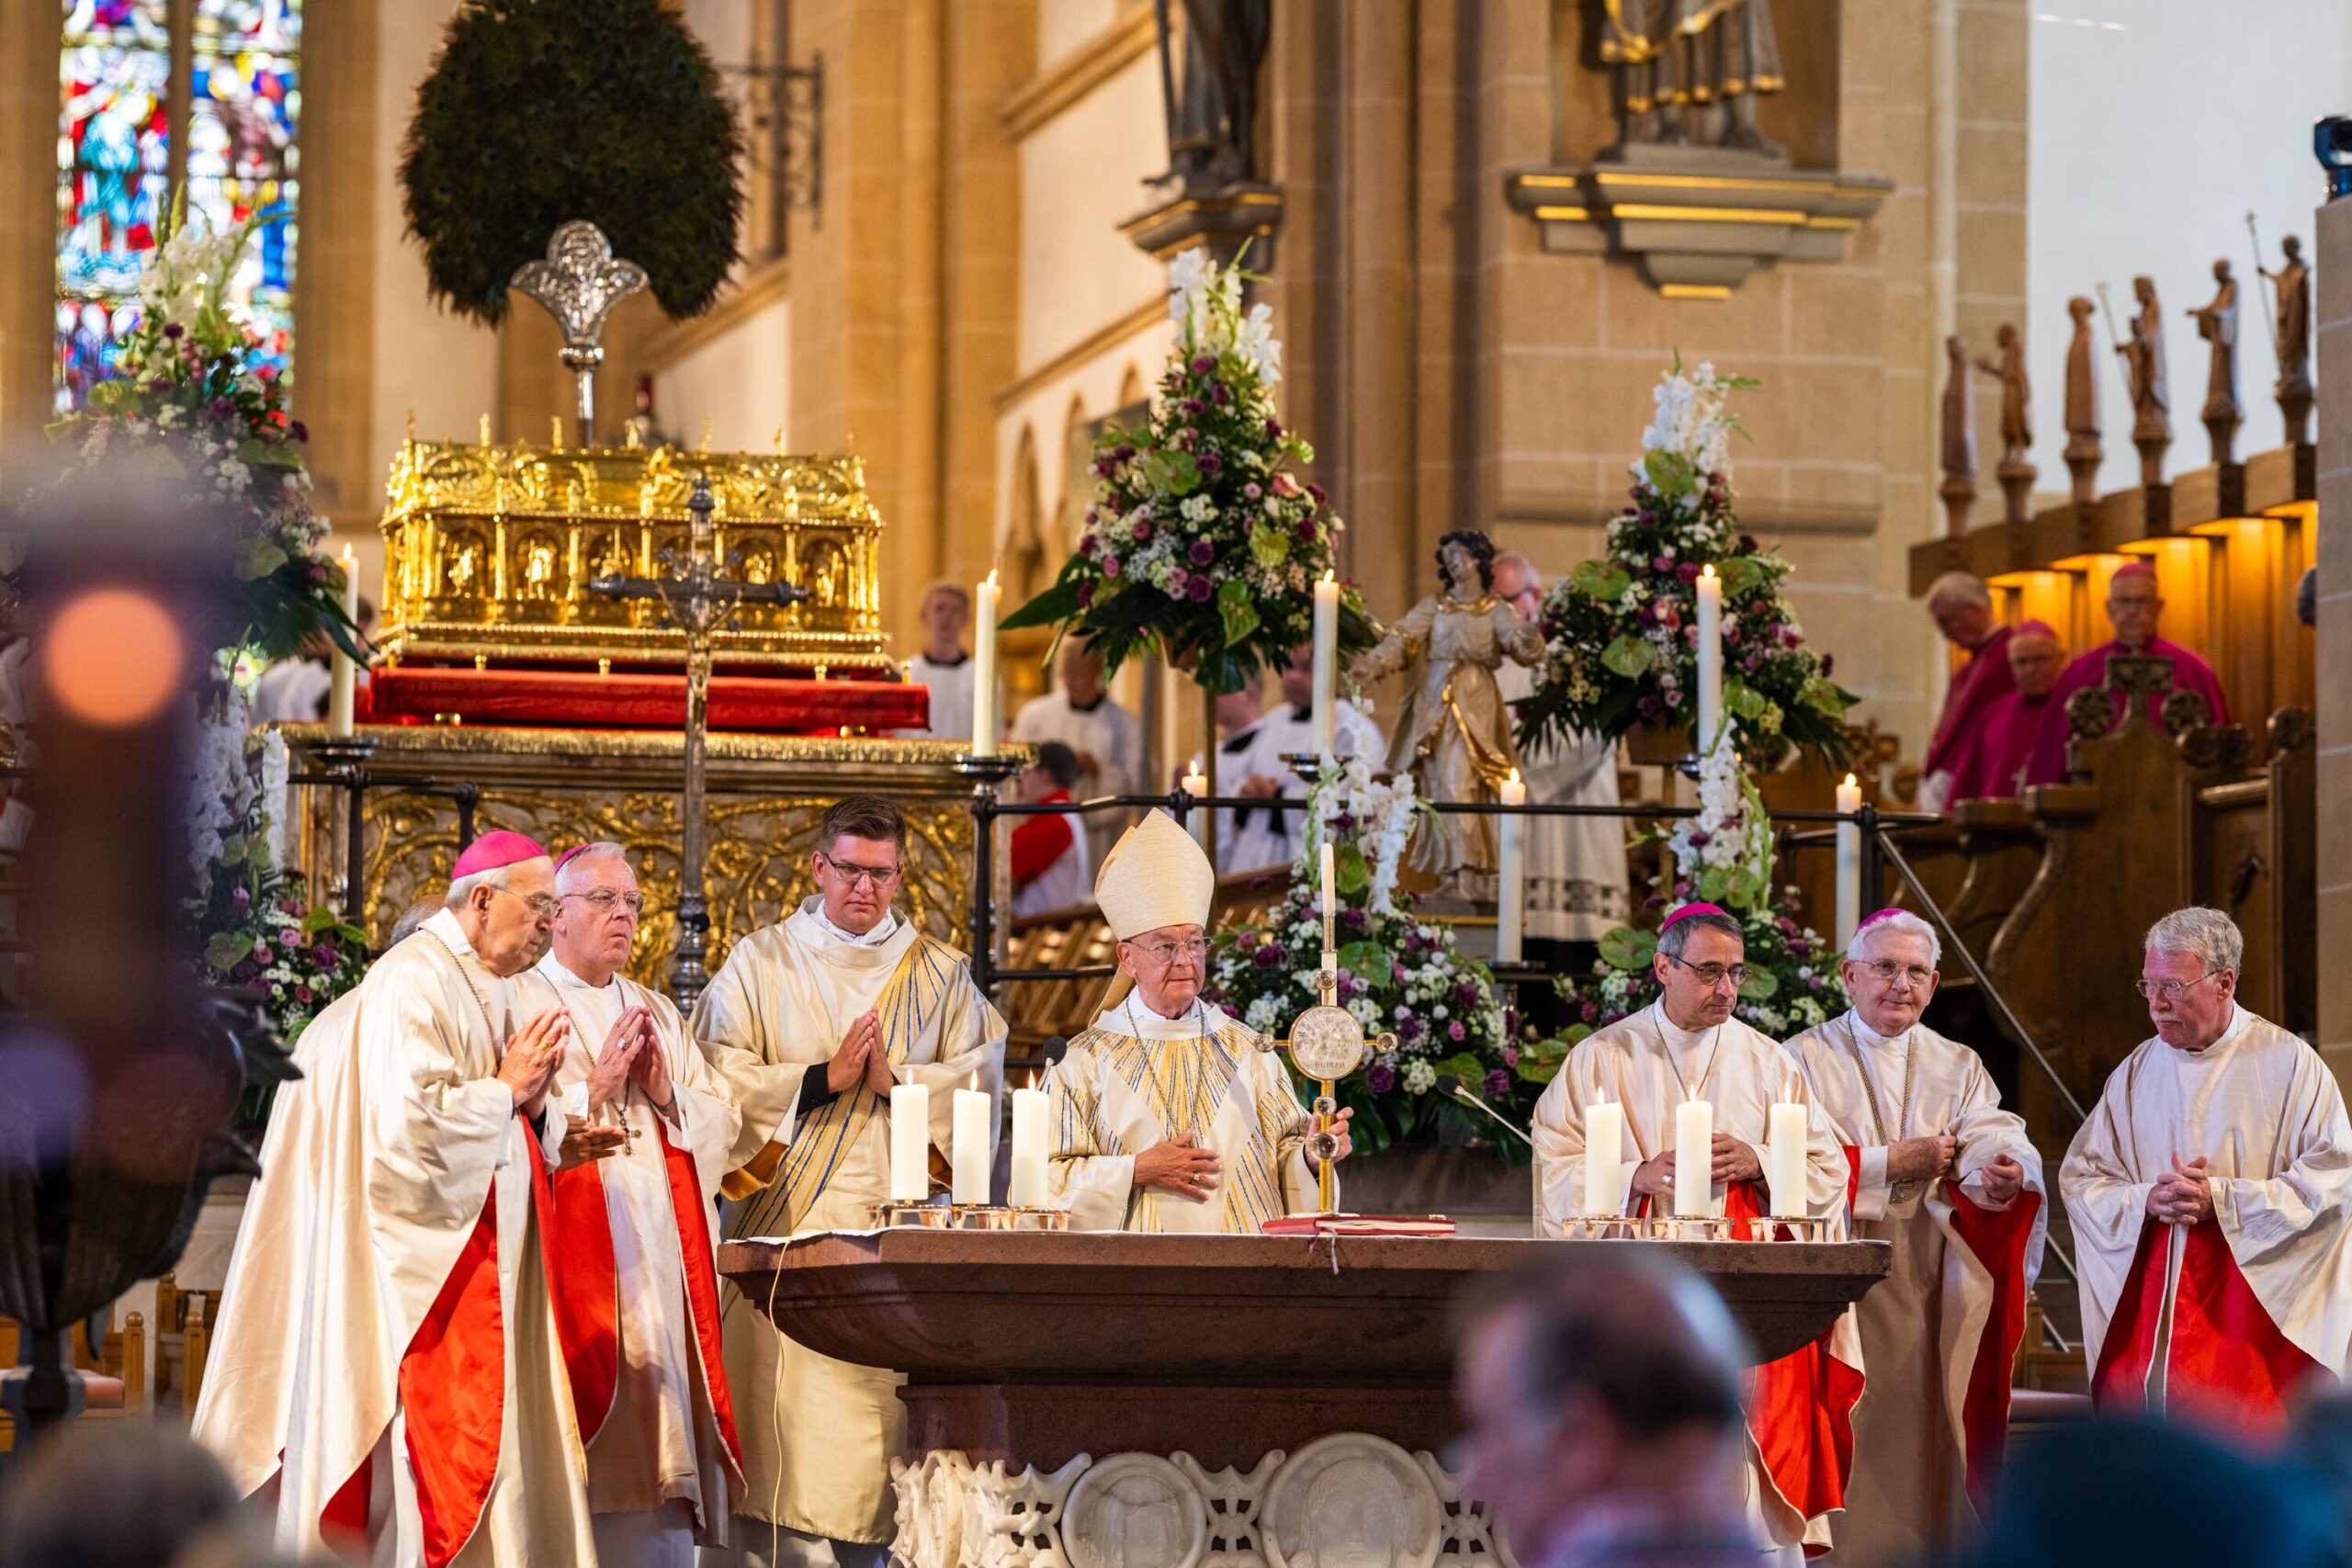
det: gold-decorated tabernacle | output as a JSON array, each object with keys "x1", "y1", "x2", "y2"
[{"x1": 378, "y1": 438, "x2": 891, "y2": 671}]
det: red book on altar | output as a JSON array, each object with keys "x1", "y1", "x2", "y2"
[{"x1": 1259, "y1": 1214, "x2": 1457, "y2": 1237}]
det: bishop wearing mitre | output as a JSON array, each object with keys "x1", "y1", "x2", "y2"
[
  {"x1": 510, "y1": 842, "x2": 744, "y2": 1566},
  {"x1": 2062, "y1": 907, "x2": 2352, "y2": 1434},
  {"x1": 1782, "y1": 909, "x2": 2043, "y2": 1568},
  {"x1": 1532, "y1": 903, "x2": 1859, "y2": 1563},
  {"x1": 197, "y1": 831, "x2": 600, "y2": 1566},
  {"x1": 691, "y1": 795, "x2": 1005, "y2": 1568},
  {"x1": 1046, "y1": 807, "x2": 1350, "y2": 1231}
]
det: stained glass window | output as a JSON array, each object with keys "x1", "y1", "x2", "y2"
[{"x1": 53, "y1": 0, "x2": 302, "y2": 412}]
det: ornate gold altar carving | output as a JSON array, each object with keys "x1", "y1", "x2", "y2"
[
  {"x1": 378, "y1": 440, "x2": 890, "y2": 672},
  {"x1": 279, "y1": 727, "x2": 1006, "y2": 989}
]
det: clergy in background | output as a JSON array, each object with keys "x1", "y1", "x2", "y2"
[
  {"x1": 196, "y1": 831, "x2": 600, "y2": 1566},
  {"x1": 2027, "y1": 562, "x2": 2229, "y2": 785},
  {"x1": 1010, "y1": 741, "x2": 1089, "y2": 916},
  {"x1": 895, "y1": 581, "x2": 977, "y2": 742},
  {"x1": 1945, "y1": 621, "x2": 2064, "y2": 802},
  {"x1": 1220, "y1": 645, "x2": 1385, "y2": 874},
  {"x1": 1010, "y1": 637, "x2": 1143, "y2": 869},
  {"x1": 1915, "y1": 573, "x2": 2015, "y2": 814},
  {"x1": 1046, "y1": 807, "x2": 1349, "y2": 1230},
  {"x1": 2061, "y1": 907, "x2": 2352, "y2": 1435},
  {"x1": 1782, "y1": 909, "x2": 2043, "y2": 1568},
  {"x1": 1532, "y1": 903, "x2": 1859, "y2": 1563},
  {"x1": 514, "y1": 842, "x2": 744, "y2": 1567},
  {"x1": 692, "y1": 795, "x2": 1005, "y2": 1568},
  {"x1": 1493, "y1": 552, "x2": 1628, "y2": 967}
]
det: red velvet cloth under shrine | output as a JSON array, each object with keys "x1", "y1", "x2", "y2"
[{"x1": 365, "y1": 666, "x2": 929, "y2": 735}]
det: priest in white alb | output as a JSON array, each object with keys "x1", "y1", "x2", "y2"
[
  {"x1": 1782, "y1": 909, "x2": 2043, "y2": 1568},
  {"x1": 2061, "y1": 906, "x2": 2352, "y2": 1436},
  {"x1": 1532, "y1": 903, "x2": 1859, "y2": 1562},
  {"x1": 512, "y1": 841, "x2": 745, "y2": 1566},
  {"x1": 195, "y1": 830, "x2": 601, "y2": 1567},
  {"x1": 691, "y1": 795, "x2": 1006, "y2": 1568},
  {"x1": 1046, "y1": 807, "x2": 1350, "y2": 1231}
]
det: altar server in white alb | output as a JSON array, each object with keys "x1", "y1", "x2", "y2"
[
  {"x1": 1046, "y1": 807, "x2": 1349, "y2": 1231},
  {"x1": 1217, "y1": 645, "x2": 1384, "y2": 874},
  {"x1": 896, "y1": 581, "x2": 978, "y2": 743},
  {"x1": 1010, "y1": 637, "x2": 1143, "y2": 868},
  {"x1": 195, "y1": 831, "x2": 600, "y2": 1567},
  {"x1": 1532, "y1": 902, "x2": 1857, "y2": 1563},
  {"x1": 692, "y1": 795, "x2": 1005, "y2": 1568},
  {"x1": 512, "y1": 842, "x2": 745, "y2": 1567},
  {"x1": 2062, "y1": 906, "x2": 2352, "y2": 1436},
  {"x1": 1781, "y1": 909, "x2": 2043, "y2": 1568}
]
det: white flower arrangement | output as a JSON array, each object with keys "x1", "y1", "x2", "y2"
[
  {"x1": 1637, "y1": 358, "x2": 1748, "y2": 482},
  {"x1": 1302, "y1": 757, "x2": 1424, "y2": 917}
]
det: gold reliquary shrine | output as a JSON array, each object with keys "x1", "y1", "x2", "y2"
[{"x1": 377, "y1": 439, "x2": 891, "y2": 673}]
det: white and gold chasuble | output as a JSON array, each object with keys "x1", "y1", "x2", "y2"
[
  {"x1": 1046, "y1": 996, "x2": 1325, "y2": 1232},
  {"x1": 690, "y1": 899, "x2": 1004, "y2": 1546}
]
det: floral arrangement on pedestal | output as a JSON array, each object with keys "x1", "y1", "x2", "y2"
[
  {"x1": 39, "y1": 198, "x2": 361, "y2": 1058},
  {"x1": 1203, "y1": 759, "x2": 1539, "y2": 1158},
  {"x1": 1542, "y1": 738, "x2": 1848, "y2": 1054},
  {"x1": 1514, "y1": 360, "x2": 1855, "y2": 769},
  {"x1": 1001, "y1": 247, "x2": 1379, "y2": 694}
]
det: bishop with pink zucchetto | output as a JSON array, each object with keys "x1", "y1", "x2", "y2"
[
  {"x1": 1945, "y1": 620, "x2": 2066, "y2": 802},
  {"x1": 1533, "y1": 903, "x2": 1859, "y2": 1561},
  {"x1": 2028, "y1": 562, "x2": 2230, "y2": 785},
  {"x1": 198, "y1": 829, "x2": 610, "y2": 1563}
]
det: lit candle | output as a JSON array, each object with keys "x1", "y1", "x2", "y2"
[
  {"x1": 1695, "y1": 564, "x2": 1723, "y2": 755},
  {"x1": 1585, "y1": 1094, "x2": 1625, "y2": 1218},
  {"x1": 1496, "y1": 767, "x2": 1526, "y2": 964},
  {"x1": 971, "y1": 570, "x2": 1000, "y2": 756},
  {"x1": 1008, "y1": 1077, "x2": 1049, "y2": 1208},
  {"x1": 1182, "y1": 755, "x2": 1209, "y2": 847},
  {"x1": 1674, "y1": 1098, "x2": 1713, "y2": 1219},
  {"x1": 329, "y1": 543, "x2": 358, "y2": 739},
  {"x1": 888, "y1": 1082, "x2": 932, "y2": 1201},
  {"x1": 1311, "y1": 570, "x2": 1339, "y2": 756},
  {"x1": 1835, "y1": 772, "x2": 1862, "y2": 949},
  {"x1": 1319, "y1": 840, "x2": 1336, "y2": 950},
  {"x1": 951, "y1": 1076, "x2": 992, "y2": 1204},
  {"x1": 1769, "y1": 1086, "x2": 1809, "y2": 1220}
]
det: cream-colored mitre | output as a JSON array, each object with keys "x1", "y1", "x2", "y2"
[{"x1": 1095, "y1": 807, "x2": 1215, "y2": 941}]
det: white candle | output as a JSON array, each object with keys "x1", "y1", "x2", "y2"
[
  {"x1": 1674, "y1": 1099, "x2": 1713, "y2": 1219},
  {"x1": 1585, "y1": 1097, "x2": 1625, "y2": 1217},
  {"x1": 1769, "y1": 1094, "x2": 1809, "y2": 1219},
  {"x1": 1496, "y1": 767, "x2": 1526, "y2": 964},
  {"x1": 1695, "y1": 563, "x2": 1723, "y2": 755},
  {"x1": 970, "y1": 570, "x2": 1000, "y2": 755},
  {"x1": 1311, "y1": 570, "x2": 1339, "y2": 756},
  {"x1": 329, "y1": 543, "x2": 358, "y2": 739},
  {"x1": 951, "y1": 1079, "x2": 992, "y2": 1204},
  {"x1": 1008, "y1": 1081, "x2": 1049, "y2": 1207},
  {"x1": 1835, "y1": 772, "x2": 1862, "y2": 949},
  {"x1": 888, "y1": 1082, "x2": 932, "y2": 1201},
  {"x1": 1319, "y1": 841, "x2": 1336, "y2": 948},
  {"x1": 1182, "y1": 755, "x2": 1209, "y2": 846}
]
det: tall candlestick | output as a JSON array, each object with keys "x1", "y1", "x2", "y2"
[
  {"x1": 1008, "y1": 1080, "x2": 1049, "y2": 1207},
  {"x1": 1496, "y1": 767, "x2": 1526, "y2": 964},
  {"x1": 1674, "y1": 1099, "x2": 1713, "y2": 1218},
  {"x1": 888, "y1": 1083, "x2": 932, "y2": 1201},
  {"x1": 1311, "y1": 571, "x2": 1339, "y2": 756},
  {"x1": 951, "y1": 1078, "x2": 992, "y2": 1204},
  {"x1": 1585, "y1": 1097, "x2": 1625, "y2": 1218},
  {"x1": 1695, "y1": 564, "x2": 1723, "y2": 754},
  {"x1": 329, "y1": 543, "x2": 358, "y2": 739},
  {"x1": 1319, "y1": 841, "x2": 1336, "y2": 950},
  {"x1": 1768, "y1": 1092, "x2": 1809, "y2": 1220},
  {"x1": 971, "y1": 570, "x2": 1000, "y2": 755},
  {"x1": 1835, "y1": 773, "x2": 1862, "y2": 949}
]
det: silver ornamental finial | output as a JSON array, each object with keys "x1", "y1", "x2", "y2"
[{"x1": 509, "y1": 220, "x2": 649, "y2": 447}]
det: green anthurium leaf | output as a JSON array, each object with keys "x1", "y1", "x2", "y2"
[
  {"x1": 1333, "y1": 843, "x2": 1371, "y2": 897},
  {"x1": 1249, "y1": 523, "x2": 1291, "y2": 570},
  {"x1": 1338, "y1": 940, "x2": 1384, "y2": 978},
  {"x1": 1724, "y1": 679, "x2": 1768, "y2": 720},
  {"x1": 301, "y1": 906, "x2": 338, "y2": 932},
  {"x1": 1695, "y1": 865, "x2": 1730, "y2": 903},
  {"x1": 217, "y1": 834, "x2": 248, "y2": 866},
  {"x1": 1726, "y1": 865, "x2": 1766, "y2": 908},
  {"x1": 1718, "y1": 556, "x2": 1765, "y2": 596},
  {"x1": 233, "y1": 538, "x2": 288, "y2": 581},
  {"x1": 204, "y1": 931, "x2": 254, "y2": 972},
  {"x1": 1431, "y1": 1053, "x2": 1486, "y2": 1087},
  {"x1": 1571, "y1": 559, "x2": 1632, "y2": 603},
  {"x1": 1600, "y1": 634, "x2": 1653, "y2": 679},
  {"x1": 1597, "y1": 924, "x2": 1657, "y2": 973},
  {"x1": 1217, "y1": 576, "x2": 1261, "y2": 647},
  {"x1": 1738, "y1": 967, "x2": 1781, "y2": 1000},
  {"x1": 1643, "y1": 447, "x2": 1696, "y2": 497}
]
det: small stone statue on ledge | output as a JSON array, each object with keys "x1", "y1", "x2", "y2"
[
  {"x1": 2259, "y1": 231, "x2": 2313, "y2": 446},
  {"x1": 2064, "y1": 296, "x2": 2104, "y2": 503},
  {"x1": 1975, "y1": 322, "x2": 2036, "y2": 523},
  {"x1": 1601, "y1": 0, "x2": 1785, "y2": 155},
  {"x1": 2186, "y1": 259, "x2": 2242, "y2": 468},
  {"x1": 2107, "y1": 276, "x2": 2171, "y2": 487}
]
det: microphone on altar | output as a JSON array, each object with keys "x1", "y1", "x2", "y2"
[{"x1": 1436, "y1": 1075, "x2": 1549, "y2": 1236}]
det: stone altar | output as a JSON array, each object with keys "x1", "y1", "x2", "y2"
[{"x1": 720, "y1": 1229, "x2": 1890, "y2": 1568}]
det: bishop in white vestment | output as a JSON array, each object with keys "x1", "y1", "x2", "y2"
[
  {"x1": 1532, "y1": 904, "x2": 1858, "y2": 1562},
  {"x1": 1781, "y1": 910, "x2": 2042, "y2": 1568},
  {"x1": 1047, "y1": 807, "x2": 1348, "y2": 1231},
  {"x1": 513, "y1": 842, "x2": 746, "y2": 1567},
  {"x1": 195, "y1": 831, "x2": 597, "y2": 1568},
  {"x1": 691, "y1": 796, "x2": 1005, "y2": 1567},
  {"x1": 2062, "y1": 907, "x2": 2352, "y2": 1435}
]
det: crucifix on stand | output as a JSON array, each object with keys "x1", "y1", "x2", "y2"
[{"x1": 587, "y1": 474, "x2": 808, "y2": 1009}]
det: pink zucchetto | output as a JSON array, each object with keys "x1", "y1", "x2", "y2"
[
  {"x1": 2011, "y1": 618, "x2": 2059, "y2": 643},
  {"x1": 1662, "y1": 901, "x2": 1730, "y2": 930},
  {"x1": 2111, "y1": 560, "x2": 2156, "y2": 581},
  {"x1": 451, "y1": 829, "x2": 550, "y2": 881},
  {"x1": 1855, "y1": 908, "x2": 1905, "y2": 932}
]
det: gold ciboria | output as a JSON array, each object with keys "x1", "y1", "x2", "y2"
[
  {"x1": 1261, "y1": 843, "x2": 1396, "y2": 1214},
  {"x1": 378, "y1": 438, "x2": 892, "y2": 674}
]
